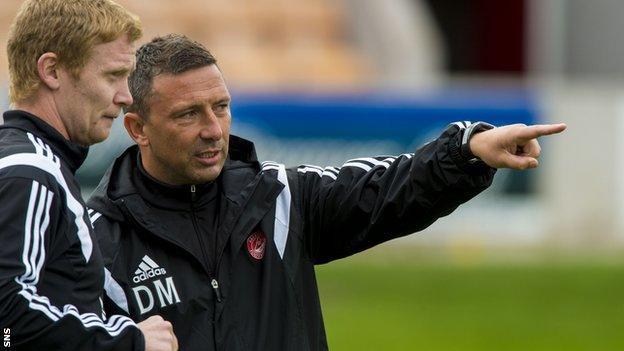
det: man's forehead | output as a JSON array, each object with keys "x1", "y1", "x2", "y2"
[
  {"x1": 151, "y1": 66, "x2": 229, "y2": 101},
  {"x1": 90, "y1": 36, "x2": 136, "y2": 67}
]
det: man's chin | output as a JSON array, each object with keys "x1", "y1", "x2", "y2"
[
  {"x1": 190, "y1": 167, "x2": 223, "y2": 184},
  {"x1": 90, "y1": 126, "x2": 114, "y2": 144},
  {"x1": 89, "y1": 133, "x2": 111, "y2": 145}
]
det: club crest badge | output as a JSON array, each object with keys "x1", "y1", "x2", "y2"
[{"x1": 246, "y1": 230, "x2": 267, "y2": 260}]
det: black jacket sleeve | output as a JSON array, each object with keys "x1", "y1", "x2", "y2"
[
  {"x1": 296, "y1": 123, "x2": 496, "y2": 263},
  {"x1": 0, "y1": 176, "x2": 144, "y2": 351}
]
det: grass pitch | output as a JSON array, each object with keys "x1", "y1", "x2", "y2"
[{"x1": 316, "y1": 248, "x2": 624, "y2": 350}]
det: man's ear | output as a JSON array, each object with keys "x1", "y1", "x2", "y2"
[
  {"x1": 37, "y1": 52, "x2": 61, "y2": 90},
  {"x1": 124, "y1": 112, "x2": 149, "y2": 146}
]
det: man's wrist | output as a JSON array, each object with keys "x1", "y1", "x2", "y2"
[{"x1": 461, "y1": 122, "x2": 495, "y2": 164}]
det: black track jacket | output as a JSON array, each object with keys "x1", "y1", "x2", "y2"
[
  {"x1": 0, "y1": 111, "x2": 143, "y2": 350},
  {"x1": 87, "y1": 123, "x2": 496, "y2": 351}
]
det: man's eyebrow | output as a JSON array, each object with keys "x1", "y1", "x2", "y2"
[
  {"x1": 106, "y1": 66, "x2": 133, "y2": 76},
  {"x1": 215, "y1": 97, "x2": 231, "y2": 104}
]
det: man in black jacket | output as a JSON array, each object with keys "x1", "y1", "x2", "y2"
[
  {"x1": 87, "y1": 34, "x2": 566, "y2": 351},
  {"x1": 0, "y1": 1, "x2": 177, "y2": 350}
]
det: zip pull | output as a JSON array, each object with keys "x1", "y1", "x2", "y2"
[
  {"x1": 190, "y1": 184, "x2": 196, "y2": 201},
  {"x1": 211, "y1": 278, "x2": 223, "y2": 302}
]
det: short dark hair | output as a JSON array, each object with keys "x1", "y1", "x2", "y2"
[{"x1": 127, "y1": 34, "x2": 217, "y2": 117}]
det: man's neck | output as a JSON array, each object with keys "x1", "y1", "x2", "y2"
[{"x1": 13, "y1": 94, "x2": 69, "y2": 140}]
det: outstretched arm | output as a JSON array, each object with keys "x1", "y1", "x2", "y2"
[
  {"x1": 295, "y1": 122, "x2": 496, "y2": 263},
  {"x1": 469, "y1": 123, "x2": 566, "y2": 169}
]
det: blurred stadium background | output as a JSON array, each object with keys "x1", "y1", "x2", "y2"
[{"x1": 1, "y1": 0, "x2": 623, "y2": 349}]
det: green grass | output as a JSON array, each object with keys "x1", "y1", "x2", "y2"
[{"x1": 316, "y1": 249, "x2": 624, "y2": 350}]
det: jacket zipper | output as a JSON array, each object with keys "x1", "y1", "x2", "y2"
[
  {"x1": 210, "y1": 177, "x2": 271, "y2": 302},
  {"x1": 190, "y1": 185, "x2": 222, "y2": 303}
]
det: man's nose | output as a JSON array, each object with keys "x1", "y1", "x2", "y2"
[
  {"x1": 199, "y1": 111, "x2": 223, "y2": 140},
  {"x1": 114, "y1": 82, "x2": 134, "y2": 108}
]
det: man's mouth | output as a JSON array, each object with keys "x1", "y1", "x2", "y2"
[
  {"x1": 103, "y1": 110, "x2": 121, "y2": 119},
  {"x1": 196, "y1": 150, "x2": 219, "y2": 158},
  {"x1": 194, "y1": 150, "x2": 222, "y2": 166}
]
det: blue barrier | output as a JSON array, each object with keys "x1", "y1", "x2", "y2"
[{"x1": 231, "y1": 87, "x2": 538, "y2": 147}]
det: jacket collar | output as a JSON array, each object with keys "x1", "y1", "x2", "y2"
[
  {"x1": 134, "y1": 151, "x2": 219, "y2": 210},
  {"x1": 88, "y1": 134, "x2": 265, "y2": 217},
  {"x1": 2, "y1": 110, "x2": 89, "y2": 173}
]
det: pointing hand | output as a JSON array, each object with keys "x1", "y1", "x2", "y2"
[{"x1": 469, "y1": 123, "x2": 567, "y2": 169}]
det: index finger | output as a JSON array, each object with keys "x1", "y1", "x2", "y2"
[{"x1": 515, "y1": 123, "x2": 567, "y2": 141}]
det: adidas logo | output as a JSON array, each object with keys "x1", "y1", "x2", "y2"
[{"x1": 132, "y1": 255, "x2": 167, "y2": 284}]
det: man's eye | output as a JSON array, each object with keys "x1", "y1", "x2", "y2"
[
  {"x1": 109, "y1": 72, "x2": 126, "y2": 79},
  {"x1": 180, "y1": 110, "x2": 198, "y2": 118},
  {"x1": 215, "y1": 103, "x2": 229, "y2": 112}
]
